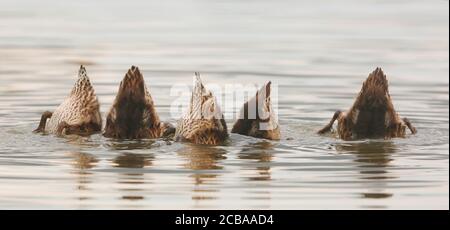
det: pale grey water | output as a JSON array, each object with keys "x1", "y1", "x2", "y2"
[{"x1": 0, "y1": 0, "x2": 448, "y2": 209}]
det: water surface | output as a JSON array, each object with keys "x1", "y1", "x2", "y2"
[{"x1": 0, "y1": 0, "x2": 448, "y2": 209}]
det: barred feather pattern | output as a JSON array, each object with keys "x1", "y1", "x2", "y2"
[
  {"x1": 103, "y1": 66, "x2": 168, "y2": 139},
  {"x1": 175, "y1": 73, "x2": 228, "y2": 145}
]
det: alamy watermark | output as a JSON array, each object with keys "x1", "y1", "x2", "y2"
[{"x1": 168, "y1": 82, "x2": 279, "y2": 129}]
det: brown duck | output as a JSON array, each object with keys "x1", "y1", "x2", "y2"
[
  {"x1": 231, "y1": 81, "x2": 280, "y2": 140},
  {"x1": 174, "y1": 73, "x2": 228, "y2": 145},
  {"x1": 318, "y1": 67, "x2": 417, "y2": 140},
  {"x1": 34, "y1": 65, "x2": 102, "y2": 136},
  {"x1": 103, "y1": 66, "x2": 175, "y2": 139}
]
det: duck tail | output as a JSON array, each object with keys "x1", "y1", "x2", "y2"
[
  {"x1": 118, "y1": 66, "x2": 145, "y2": 95},
  {"x1": 364, "y1": 67, "x2": 389, "y2": 92},
  {"x1": 354, "y1": 67, "x2": 390, "y2": 109},
  {"x1": 104, "y1": 66, "x2": 161, "y2": 138},
  {"x1": 71, "y1": 65, "x2": 96, "y2": 97}
]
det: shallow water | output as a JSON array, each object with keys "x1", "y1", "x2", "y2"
[{"x1": 0, "y1": 0, "x2": 448, "y2": 209}]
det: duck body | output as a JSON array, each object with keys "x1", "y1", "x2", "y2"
[
  {"x1": 231, "y1": 81, "x2": 280, "y2": 140},
  {"x1": 34, "y1": 65, "x2": 102, "y2": 135},
  {"x1": 103, "y1": 66, "x2": 174, "y2": 139},
  {"x1": 318, "y1": 67, "x2": 417, "y2": 140},
  {"x1": 175, "y1": 73, "x2": 228, "y2": 145}
]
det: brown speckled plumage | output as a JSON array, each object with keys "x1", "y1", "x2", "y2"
[
  {"x1": 103, "y1": 66, "x2": 174, "y2": 139},
  {"x1": 34, "y1": 65, "x2": 102, "y2": 135},
  {"x1": 175, "y1": 73, "x2": 228, "y2": 145},
  {"x1": 231, "y1": 81, "x2": 280, "y2": 140},
  {"x1": 318, "y1": 67, "x2": 417, "y2": 140}
]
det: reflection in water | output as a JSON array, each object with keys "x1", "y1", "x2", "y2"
[
  {"x1": 71, "y1": 152, "x2": 99, "y2": 170},
  {"x1": 177, "y1": 144, "x2": 227, "y2": 203},
  {"x1": 113, "y1": 153, "x2": 155, "y2": 203},
  {"x1": 106, "y1": 140, "x2": 156, "y2": 204},
  {"x1": 113, "y1": 153, "x2": 154, "y2": 168},
  {"x1": 238, "y1": 141, "x2": 274, "y2": 207},
  {"x1": 64, "y1": 135, "x2": 102, "y2": 149},
  {"x1": 335, "y1": 141, "x2": 397, "y2": 201},
  {"x1": 238, "y1": 141, "x2": 274, "y2": 181},
  {"x1": 69, "y1": 152, "x2": 98, "y2": 202}
]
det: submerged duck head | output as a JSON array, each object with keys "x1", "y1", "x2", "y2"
[
  {"x1": 188, "y1": 72, "x2": 223, "y2": 120},
  {"x1": 104, "y1": 66, "x2": 174, "y2": 139},
  {"x1": 318, "y1": 67, "x2": 417, "y2": 140},
  {"x1": 231, "y1": 81, "x2": 280, "y2": 140},
  {"x1": 175, "y1": 73, "x2": 228, "y2": 145}
]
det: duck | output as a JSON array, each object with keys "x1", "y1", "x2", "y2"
[
  {"x1": 174, "y1": 72, "x2": 228, "y2": 145},
  {"x1": 34, "y1": 65, "x2": 102, "y2": 136},
  {"x1": 231, "y1": 81, "x2": 280, "y2": 140},
  {"x1": 103, "y1": 66, "x2": 175, "y2": 139},
  {"x1": 318, "y1": 67, "x2": 417, "y2": 140}
]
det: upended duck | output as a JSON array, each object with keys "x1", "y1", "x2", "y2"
[
  {"x1": 231, "y1": 81, "x2": 280, "y2": 140},
  {"x1": 318, "y1": 67, "x2": 417, "y2": 140},
  {"x1": 103, "y1": 66, "x2": 175, "y2": 139},
  {"x1": 174, "y1": 73, "x2": 228, "y2": 145},
  {"x1": 34, "y1": 65, "x2": 102, "y2": 136}
]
